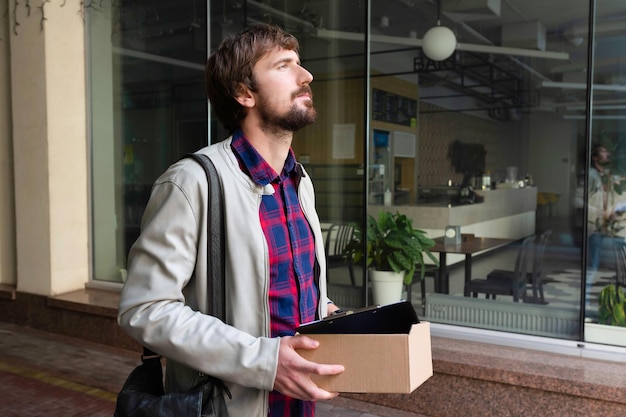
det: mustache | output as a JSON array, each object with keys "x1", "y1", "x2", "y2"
[{"x1": 292, "y1": 86, "x2": 313, "y2": 99}]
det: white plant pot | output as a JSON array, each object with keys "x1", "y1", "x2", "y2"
[
  {"x1": 370, "y1": 270, "x2": 404, "y2": 305},
  {"x1": 584, "y1": 323, "x2": 626, "y2": 347}
]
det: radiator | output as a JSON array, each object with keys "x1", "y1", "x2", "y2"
[
  {"x1": 327, "y1": 284, "x2": 365, "y2": 308},
  {"x1": 424, "y1": 294, "x2": 579, "y2": 338}
]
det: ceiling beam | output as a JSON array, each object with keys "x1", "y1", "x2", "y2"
[
  {"x1": 316, "y1": 29, "x2": 570, "y2": 60},
  {"x1": 541, "y1": 81, "x2": 626, "y2": 92}
]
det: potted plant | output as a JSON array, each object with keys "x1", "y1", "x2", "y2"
[
  {"x1": 586, "y1": 280, "x2": 626, "y2": 346},
  {"x1": 598, "y1": 283, "x2": 626, "y2": 326},
  {"x1": 345, "y1": 211, "x2": 438, "y2": 305}
]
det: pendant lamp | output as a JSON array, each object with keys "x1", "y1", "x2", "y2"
[{"x1": 422, "y1": 0, "x2": 457, "y2": 61}]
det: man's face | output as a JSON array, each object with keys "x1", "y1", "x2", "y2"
[
  {"x1": 595, "y1": 146, "x2": 611, "y2": 166},
  {"x1": 250, "y1": 47, "x2": 317, "y2": 132}
]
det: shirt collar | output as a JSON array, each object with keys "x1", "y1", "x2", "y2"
[{"x1": 231, "y1": 129, "x2": 299, "y2": 186}]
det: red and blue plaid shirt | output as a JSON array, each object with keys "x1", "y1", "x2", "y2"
[{"x1": 231, "y1": 130, "x2": 318, "y2": 417}]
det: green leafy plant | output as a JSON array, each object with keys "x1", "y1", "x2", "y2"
[
  {"x1": 345, "y1": 211, "x2": 438, "y2": 285},
  {"x1": 598, "y1": 284, "x2": 626, "y2": 327}
]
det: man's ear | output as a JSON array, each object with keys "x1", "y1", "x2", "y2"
[{"x1": 234, "y1": 84, "x2": 255, "y2": 108}]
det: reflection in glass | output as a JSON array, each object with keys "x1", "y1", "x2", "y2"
[
  {"x1": 583, "y1": 3, "x2": 626, "y2": 346},
  {"x1": 85, "y1": 0, "x2": 626, "y2": 347},
  {"x1": 89, "y1": 1, "x2": 208, "y2": 281}
]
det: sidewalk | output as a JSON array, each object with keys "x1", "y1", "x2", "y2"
[{"x1": 0, "y1": 321, "x2": 426, "y2": 417}]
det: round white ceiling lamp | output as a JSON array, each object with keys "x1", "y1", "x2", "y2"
[
  {"x1": 422, "y1": 24, "x2": 457, "y2": 61},
  {"x1": 422, "y1": 0, "x2": 457, "y2": 61}
]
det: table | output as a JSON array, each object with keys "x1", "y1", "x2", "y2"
[{"x1": 430, "y1": 236, "x2": 514, "y2": 295}]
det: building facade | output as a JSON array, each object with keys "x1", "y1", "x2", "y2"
[{"x1": 2, "y1": 0, "x2": 626, "y2": 365}]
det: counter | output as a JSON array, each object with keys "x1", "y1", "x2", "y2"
[{"x1": 369, "y1": 187, "x2": 537, "y2": 265}]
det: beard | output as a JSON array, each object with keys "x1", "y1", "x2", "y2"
[{"x1": 257, "y1": 87, "x2": 317, "y2": 133}]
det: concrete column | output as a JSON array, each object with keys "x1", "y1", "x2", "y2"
[
  {"x1": 10, "y1": 0, "x2": 88, "y2": 295},
  {"x1": 0, "y1": 0, "x2": 17, "y2": 287}
]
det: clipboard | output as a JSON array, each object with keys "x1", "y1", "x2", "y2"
[{"x1": 296, "y1": 301, "x2": 419, "y2": 335}]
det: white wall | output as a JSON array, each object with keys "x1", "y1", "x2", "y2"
[{"x1": 527, "y1": 112, "x2": 576, "y2": 218}]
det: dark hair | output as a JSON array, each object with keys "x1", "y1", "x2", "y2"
[
  {"x1": 205, "y1": 23, "x2": 299, "y2": 133},
  {"x1": 591, "y1": 142, "x2": 605, "y2": 159}
]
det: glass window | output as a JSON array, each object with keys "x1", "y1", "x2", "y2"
[
  {"x1": 86, "y1": 0, "x2": 626, "y2": 347},
  {"x1": 88, "y1": 0, "x2": 369, "y2": 295},
  {"x1": 88, "y1": 1, "x2": 208, "y2": 281},
  {"x1": 583, "y1": 4, "x2": 626, "y2": 346},
  {"x1": 212, "y1": 0, "x2": 369, "y2": 307},
  {"x1": 363, "y1": 0, "x2": 595, "y2": 341}
]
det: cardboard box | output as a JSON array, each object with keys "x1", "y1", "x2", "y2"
[{"x1": 297, "y1": 322, "x2": 432, "y2": 393}]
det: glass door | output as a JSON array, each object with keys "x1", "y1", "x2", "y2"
[{"x1": 212, "y1": 0, "x2": 369, "y2": 307}]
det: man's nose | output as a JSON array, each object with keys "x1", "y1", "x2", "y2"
[{"x1": 300, "y1": 66, "x2": 313, "y2": 84}]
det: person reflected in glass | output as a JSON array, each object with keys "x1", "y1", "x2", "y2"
[{"x1": 587, "y1": 143, "x2": 624, "y2": 315}]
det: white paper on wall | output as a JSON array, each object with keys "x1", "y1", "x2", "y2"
[
  {"x1": 394, "y1": 131, "x2": 416, "y2": 158},
  {"x1": 332, "y1": 124, "x2": 355, "y2": 159}
]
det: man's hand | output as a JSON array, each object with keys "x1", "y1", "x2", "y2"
[
  {"x1": 273, "y1": 335, "x2": 345, "y2": 400},
  {"x1": 327, "y1": 303, "x2": 341, "y2": 316}
]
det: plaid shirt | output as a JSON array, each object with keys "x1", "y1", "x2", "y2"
[{"x1": 231, "y1": 131, "x2": 318, "y2": 417}]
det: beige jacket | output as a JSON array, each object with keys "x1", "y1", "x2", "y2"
[{"x1": 118, "y1": 137, "x2": 329, "y2": 416}]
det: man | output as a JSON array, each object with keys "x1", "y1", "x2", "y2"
[
  {"x1": 587, "y1": 143, "x2": 621, "y2": 311},
  {"x1": 118, "y1": 23, "x2": 344, "y2": 416}
]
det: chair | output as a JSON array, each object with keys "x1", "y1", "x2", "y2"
[
  {"x1": 486, "y1": 230, "x2": 552, "y2": 304},
  {"x1": 325, "y1": 223, "x2": 357, "y2": 285},
  {"x1": 464, "y1": 235, "x2": 534, "y2": 302},
  {"x1": 528, "y1": 230, "x2": 552, "y2": 304},
  {"x1": 405, "y1": 265, "x2": 440, "y2": 308}
]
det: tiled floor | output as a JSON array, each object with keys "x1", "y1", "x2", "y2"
[{"x1": 0, "y1": 321, "x2": 427, "y2": 417}]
